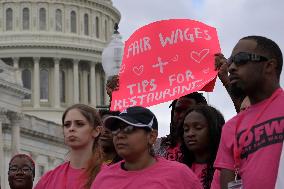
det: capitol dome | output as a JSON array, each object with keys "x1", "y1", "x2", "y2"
[{"x1": 0, "y1": 0, "x2": 121, "y2": 123}]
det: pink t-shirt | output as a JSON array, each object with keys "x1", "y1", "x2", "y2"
[
  {"x1": 34, "y1": 162, "x2": 87, "y2": 189},
  {"x1": 214, "y1": 89, "x2": 284, "y2": 189},
  {"x1": 91, "y1": 157, "x2": 202, "y2": 189},
  {"x1": 191, "y1": 163, "x2": 220, "y2": 189}
]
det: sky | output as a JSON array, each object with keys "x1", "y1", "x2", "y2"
[{"x1": 111, "y1": 0, "x2": 284, "y2": 137}]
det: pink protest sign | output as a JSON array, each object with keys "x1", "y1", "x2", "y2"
[{"x1": 111, "y1": 19, "x2": 220, "y2": 111}]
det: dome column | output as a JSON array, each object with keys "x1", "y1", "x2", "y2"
[
  {"x1": 73, "y1": 59, "x2": 80, "y2": 104},
  {"x1": 33, "y1": 57, "x2": 40, "y2": 108},
  {"x1": 54, "y1": 58, "x2": 60, "y2": 108},
  {"x1": 90, "y1": 62, "x2": 97, "y2": 107}
]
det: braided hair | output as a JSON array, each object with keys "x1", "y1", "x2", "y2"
[{"x1": 179, "y1": 105, "x2": 224, "y2": 189}]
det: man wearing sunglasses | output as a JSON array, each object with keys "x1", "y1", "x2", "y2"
[{"x1": 214, "y1": 36, "x2": 283, "y2": 189}]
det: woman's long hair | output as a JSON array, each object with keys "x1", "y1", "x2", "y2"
[
  {"x1": 179, "y1": 105, "x2": 225, "y2": 189},
  {"x1": 62, "y1": 104, "x2": 103, "y2": 189},
  {"x1": 161, "y1": 92, "x2": 207, "y2": 148}
]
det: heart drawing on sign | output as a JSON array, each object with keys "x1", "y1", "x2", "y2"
[
  {"x1": 171, "y1": 54, "x2": 179, "y2": 62},
  {"x1": 133, "y1": 65, "x2": 144, "y2": 76},
  {"x1": 202, "y1": 68, "x2": 210, "y2": 74},
  {"x1": 190, "y1": 49, "x2": 210, "y2": 63},
  {"x1": 119, "y1": 64, "x2": 125, "y2": 74}
]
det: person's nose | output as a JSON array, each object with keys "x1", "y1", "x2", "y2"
[
  {"x1": 68, "y1": 123, "x2": 76, "y2": 132},
  {"x1": 228, "y1": 62, "x2": 237, "y2": 74},
  {"x1": 184, "y1": 129, "x2": 195, "y2": 138},
  {"x1": 15, "y1": 168, "x2": 25, "y2": 175}
]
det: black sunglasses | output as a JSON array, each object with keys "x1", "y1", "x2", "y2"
[
  {"x1": 111, "y1": 125, "x2": 152, "y2": 135},
  {"x1": 227, "y1": 52, "x2": 269, "y2": 66}
]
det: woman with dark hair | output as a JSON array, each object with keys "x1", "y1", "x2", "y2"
[
  {"x1": 34, "y1": 104, "x2": 103, "y2": 189},
  {"x1": 91, "y1": 106, "x2": 202, "y2": 189},
  {"x1": 8, "y1": 154, "x2": 35, "y2": 189},
  {"x1": 180, "y1": 105, "x2": 225, "y2": 189}
]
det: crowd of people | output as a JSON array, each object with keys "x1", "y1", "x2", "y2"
[{"x1": 4, "y1": 35, "x2": 283, "y2": 189}]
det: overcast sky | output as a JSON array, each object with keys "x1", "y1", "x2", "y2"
[{"x1": 111, "y1": 0, "x2": 284, "y2": 137}]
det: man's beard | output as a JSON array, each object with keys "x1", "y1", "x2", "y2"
[{"x1": 230, "y1": 83, "x2": 246, "y2": 99}]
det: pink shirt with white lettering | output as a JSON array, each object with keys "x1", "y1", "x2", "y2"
[
  {"x1": 91, "y1": 157, "x2": 202, "y2": 189},
  {"x1": 34, "y1": 162, "x2": 86, "y2": 189},
  {"x1": 214, "y1": 89, "x2": 284, "y2": 189}
]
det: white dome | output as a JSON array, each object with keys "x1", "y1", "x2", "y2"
[{"x1": 0, "y1": 0, "x2": 121, "y2": 123}]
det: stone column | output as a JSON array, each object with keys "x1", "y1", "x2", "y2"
[
  {"x1": 33, "y1": 57, "x2": 40, "y2": 108},
  {"x1": 73, "y1": 59, "x2": 80, "y2": 103},
  {"x1": 90, "y1": 62, "x2": 97, "y2": 107},
  {"x1": 0, "y1": 111, "x2": 6, "y2": 189},
  {"x1": 82, "y1": 70, "x2": 88, "y2": 104},
  {"x1": 54, "y1": 58, "x2": 60, "y2": 108},
  {"x1": 13, "y1": 57, "x2": 22, "y2": 86},
  {"x1": 8, "y1": 112, "x2": 22, "y2": 156}
]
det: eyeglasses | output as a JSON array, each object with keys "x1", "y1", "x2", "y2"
[
  {"x1": 8, "y1": 166, "x2": 33, "y2": 174},
  {"x1": 111, "y1": 125, "x2": 152, "y2": 135},
  {"x1": 227, "y1": 52, "x2": 269, "y2": 66}
]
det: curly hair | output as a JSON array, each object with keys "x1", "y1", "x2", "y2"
[{"x1": 179, "y1": 105, "x2": 225, "y2": 189}]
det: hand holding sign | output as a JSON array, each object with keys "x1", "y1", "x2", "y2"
[{"x1": 111, "y1": 19, "x2": 220, "y2": 111}]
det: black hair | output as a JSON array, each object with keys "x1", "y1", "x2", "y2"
[
  {"x1": 179, "y1": 105, "x2": 225, "y2": 189},
  {"x1": 98, "y1": 109, "x2": 120, "y2": 118},
  {"x1": 241, "y1": 36, "x2": 283, "y2": 79},
  {"x1": 161, "y1": 92, "x2": 207, "y2": 147}
]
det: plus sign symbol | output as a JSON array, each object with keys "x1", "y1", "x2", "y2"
[{"x1": 152, "y1": 57, "x2": 169, "y2": 74}]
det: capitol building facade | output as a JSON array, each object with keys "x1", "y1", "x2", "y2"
[{"x1": 0, "y1": 0, "x2": 120, "y2": 188}]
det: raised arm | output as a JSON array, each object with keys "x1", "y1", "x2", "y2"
[
  {"x1": 106, "y1": 75, "x2": 119, "y2": 108},
  {"x1": 214, "y1": 53, "x2": 244, "y2": 113}
]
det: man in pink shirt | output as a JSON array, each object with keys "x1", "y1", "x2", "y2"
[{"x1": 214, "y1": 36, "x2": 283, "y2": 189}]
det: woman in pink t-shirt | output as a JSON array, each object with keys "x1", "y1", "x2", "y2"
[
  {"x1": 34, "y1": 104, "x2": 103, "y2": 189},
  {"x1": 91, "y1": 106, "x2": 202, "y2": 189},
  {"x1": 179, "y1": 105, "x2": 225, "y2": 189}
]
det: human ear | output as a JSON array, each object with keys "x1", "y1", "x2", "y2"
[
  {"x1": 265, "y1": 58, "x2": 277, "y2": 74},
  {"x1": 148, "y1": 130, "x2": 158, "y2": 145},
  {"x1": 92, "y1": 126, "x2": 102, "y2": 138}
]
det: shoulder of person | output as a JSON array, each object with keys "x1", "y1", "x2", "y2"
[
  {"x1": 99, "y1": 160, "x2": 122, "y2": 173},
  {"x1": 157, "y1": 157, "x2": 189, "y2": 170},
  {"x1": 40, "y1": 162, "x2": 69, "y2": 179},
  {"x1": 221, "y1": 114, "x2": 241, "y2": 132},
  {"x1": 34, "y1": 162, "x2": 69, "y2": 188},
  {"x1": 157, "y1": 158, "x2": 202, "y2": 188}
]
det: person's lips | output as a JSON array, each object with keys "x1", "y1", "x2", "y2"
[
  {"x1": 229, "y1": 75, "x2": 240, "y2": 84},
  {"x1": 67, "y1": 135, "x2": 78, "y2": 141},
  {"x1": 13, "y1": 177, "x2": 25, "y2": 182},
  {"x1": 185, "y1": 139, "x2": 198, "y2": 145},
  {"x1": 115, "y1": 142, "x2": 128, "y2": 149}
]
